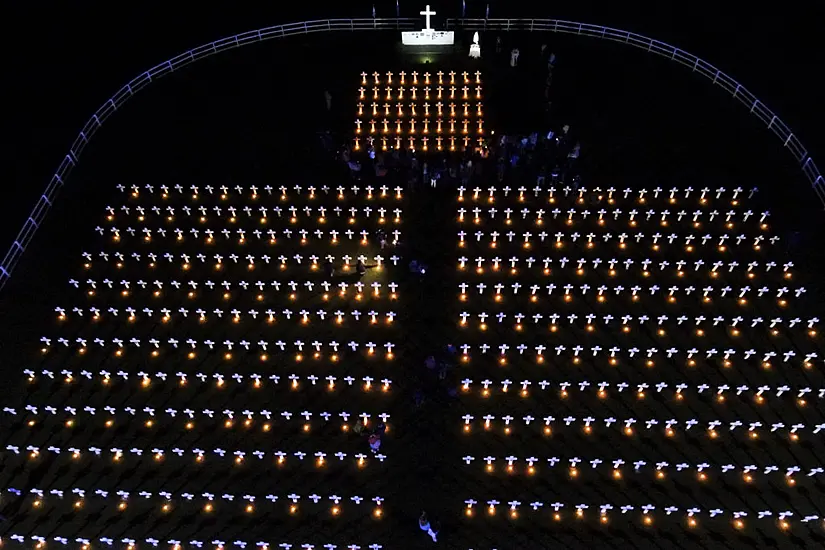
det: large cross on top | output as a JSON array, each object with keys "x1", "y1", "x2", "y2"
[{"x1": 420, "y1": 4, "x2": 436, "y2": 31}]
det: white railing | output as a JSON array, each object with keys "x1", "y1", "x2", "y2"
[
  {"x1": 2, "y1": 16, "x2": 820, "y2": 292},
  {"x1": 0, "y1": 18, "x2": 417, "y2": 292}
]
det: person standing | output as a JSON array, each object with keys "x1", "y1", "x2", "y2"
[{"x1": 510, "y1": 48, "x2": 520, "y2": 67}]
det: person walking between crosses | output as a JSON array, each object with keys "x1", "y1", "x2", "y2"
[
  {"x1": 419, "y1": 512, "x2": 438, "y2": 542},
  {"x1": 368, "y1": 433, "x2": 381, "y2": 454}
]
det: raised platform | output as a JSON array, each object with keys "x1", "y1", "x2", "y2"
[{"x1": 401, "y1": 30, "x2": 455, "y2": 46}]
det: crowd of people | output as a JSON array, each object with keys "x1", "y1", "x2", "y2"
[{"x1": 339, "y1": 123, "x2": 581, "y2": 196}]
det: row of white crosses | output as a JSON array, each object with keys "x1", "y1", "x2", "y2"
[
  {"x1": 25, "y1": 370, "x2": 394, "y2": 393},
  {"x1": 357, "y1": 114, "x2": 483, "y2": 133},
  {"x1": 7, "y1": 534, "x2": 385, "y2": 549},
  {"x1": 78, "y1": 253, "x2": 401, "y2": 270},
  {"x1": 462, "y1": 455, "x2": 824, "y2": 481},
  {"x1": 10, "y1": 406, "x2": 391, "y2": 426},
  {"x1": 457, "y1": 255, "x2": 794, "y2": 281},
  {"x1": 456, "y1": 184, "x2": 758, "y2": 205},
  {"x1": 11, "y1": 486, "x2": 386, "y2": 516},
  {"x1": 462, "y1": 498, "x2": 814, "y2": 530},
  {"x1": 459, "y1": 379, "x2": 825, "y2": 404},
  {"x1": 354, "y1": 134, "x2": 484, "y2": 153},
  {"x1": 456, "y1": 228, "x2": 777, "y2": 252},
  {"x1": 455, "y1": 202, "x2": 768, "y2": 227},
  {"x1": 9, "y1": 444, "x2": 387, "y2": 466},
  {"x1": 37, "y1": 338, "x2": 398, "y2": 356},
  {"x1": 119, "y1": 183, "x2": 404, "y2": 201},
  {"x1": 361, "y1": 70, "x2": 481, "y2": 86},
  {"x1": 358, "y1": 100, "x2": 482, "y2": 119},
  {"x1": 451, "y1": 342, "x2": 819, "y2": 368},
  {"x1": 105, "y1": 227, "x2": 402, "y2": 246},
  {"x1": 357, "y1": 84, "x2": 482, "y2": 103},
  {"x1": 8, "y1": 445, "x2": 388, "y2": 466},
  {"x1": 455, "y1": 308, "x2": 819, "y2": 333},
  {"x1": 106, "y1": 204, "x2": 402, "y2": 224},
  {"x1": 460, "y1": 412, "x2": 825, "y2": 438},
  {"x1": 54, "y1": 306, "x2": 398, "y2": 326},
  {"x1": 455, "y1": 279, "x2": 807, "y2": 305},
  {"x1": 71, "y1": 278, "x2": 400, "y2": 298}
]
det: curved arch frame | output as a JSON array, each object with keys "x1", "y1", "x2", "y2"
[{"x1": 2, "y1": 16, "x2": 821, "y2": 291}]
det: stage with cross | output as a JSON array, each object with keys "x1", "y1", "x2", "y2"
[{"x1": 401, "y1": 4, "x2": 455, "y2": 46}]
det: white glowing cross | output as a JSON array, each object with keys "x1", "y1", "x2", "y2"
[{"x1": 420, "y1": 5, "x2": 436, "y2": 31}]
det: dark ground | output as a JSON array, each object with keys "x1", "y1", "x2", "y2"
[{"x1": 0, "y1": 18, "x2": 824, "y2": 550}]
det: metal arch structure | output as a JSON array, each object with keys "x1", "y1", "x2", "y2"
[{"x1": 2, "y1": 16, "x2": 822, "y2": 292}]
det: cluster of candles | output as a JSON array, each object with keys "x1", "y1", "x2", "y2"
[
  {"x1": 71, "y1": 275, "x2": 400, "y2": 301},
  {"x1": 117, "y1": 183, "x2": 404, "y2": 201},
  {"x1": 457, "y1": 255, "x2": 792, "y2": 280},
  {"x1": 107, "y1": 204, "x2": 402, "y2": 226},
  {"x1": 445, "y1": 341, "x2": 818, "y2": 370},
  {"x1": 455, "y1": 277, "x2": 805, "y2": 307},
  {"x1": 455, "y1": 187, "x2": 777, "y2": 285},
  {"x1": 459, "y1": 378, "x2": 824, "y2": 404},
  {"x1": 457, "y1": 184, "x2": 758, "y2": 206},
  {"x1": 461, "y1": 498, "x2": 813, "y2": 532},
  {"x1": 11, "y1": 407, "x2": 391, "y2": 428},
  {"x1": 54, "y1": 305, "x2": 398, "y2": 326},
  {"x1": 459, "y1": 412, "x2": 824, "y2": 439},
  {"x1": 356, "y1": 132, "x2": 485, "y2": 153},
  {"x1": 36, "y1": 338, "x2": 398, "y2": 360},
  {"x1": 71, "y1": 277, "x2": 400, "y2": 308},
  {"x1": 103, "y1": 226, "x2": 402, "y2": 247},
  {"x1": 453, "y1": 178, "x2": 825, "y2": 542},
  {"x1": 10, "y1": 487, "x2": 385, "y2": 519},
  {"x1": 13, "y1": 174, "x2": 405, "y2": 547},
  {"x1": 25, "y1": 369, "x2": 394, "y2": 393},
  {"x1": 455, "y1": 309, "x2": 817, "y2": 344},
  {"x1": 7, "y1": 445, "x2": 387, "y2": 467},
  {"x1": 461, "y1": 455, "x2": 822, "y2": 482},
  {"x1": 79, "y1": 252, "x2": 402, "y2": 272},
  {"x1": 454, "y1": 309, "x2": 817, "y2": 334},
  {"x1": 5, "y1": 535, "x2": 386, "y2": 550},
  {"x1": 102, "y1": 183, "x2": 405, "y2": 259},
  {"x1": 361, "y1": 70, "x2": 482, "y2": 86},
  {"x1": 354, "y1": 70, "x2": 485, "y2": 152},
  {"x1": 456, "y1": 227, "x2": 777, "y2": 252}
]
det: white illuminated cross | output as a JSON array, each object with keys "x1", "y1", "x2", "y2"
[{"x1": 420, "y1": 5, "x2": 436, "y2": 31}]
